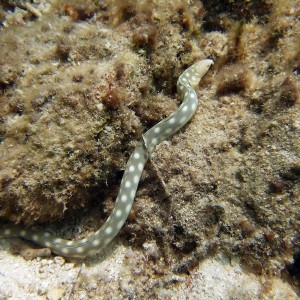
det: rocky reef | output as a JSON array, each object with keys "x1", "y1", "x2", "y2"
[{"x1": 0, "y1": 0, "x2": 299, "y2": 298}]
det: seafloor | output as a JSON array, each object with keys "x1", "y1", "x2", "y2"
[{"x1": 0, "y1": 0, "x2": 299, "y2": 299}]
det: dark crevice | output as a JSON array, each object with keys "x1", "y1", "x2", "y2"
[
  {"x1": 202, "y1": 0, "x2": 272, "y2": 32},
  {"x1": 287, "y1": 251, "x2": 300, "y2": 284}
]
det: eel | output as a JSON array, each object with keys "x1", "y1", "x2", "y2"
[{"x1": 0, "y1": 59, "x2": 214, "y2": 258}]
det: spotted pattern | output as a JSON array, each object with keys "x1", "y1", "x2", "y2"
[{"x1": 0, "y1": 59, "x2": 213, "y2": 258}]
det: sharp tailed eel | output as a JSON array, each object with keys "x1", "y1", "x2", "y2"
[{"x1": 0, "y1": 59, "x2": 213, "y2": 258}]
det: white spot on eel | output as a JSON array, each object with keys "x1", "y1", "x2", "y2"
[{"x1": 0, "y1": 59, "x2": 213, "y2": 258}]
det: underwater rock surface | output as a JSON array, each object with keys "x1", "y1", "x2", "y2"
[{"x1": 0, "y1": 0, "x2": 299, "y2": 298}]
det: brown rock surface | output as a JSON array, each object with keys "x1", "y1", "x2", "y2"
[{"x1": 0, "y1": 0, "x2": 299, "y2": 297}]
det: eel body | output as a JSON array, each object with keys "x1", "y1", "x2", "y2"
[{"x1": 0, "y1": 59, "x2": 213, "y2": 257}]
